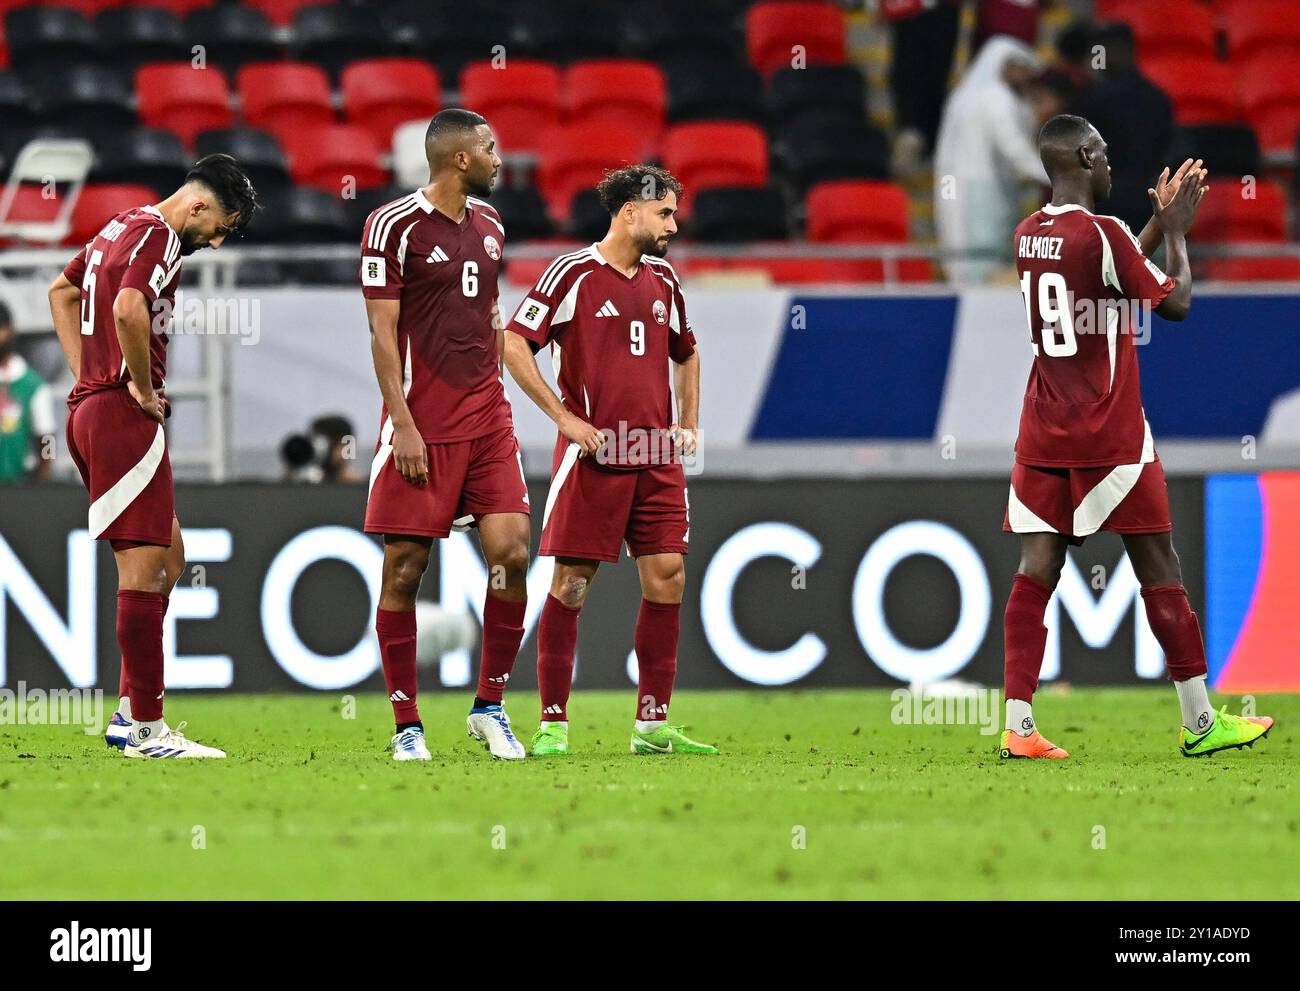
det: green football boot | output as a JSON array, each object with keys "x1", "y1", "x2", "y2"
[
  {"x1": 1180, "y1": 705, "x2": 1274, "y2": 758},
  {"x1": 630, "y1": 724, "x2": 718, "y2": 755},
  {"x1": 530, "y1": 722, "x2": 569, "y2": 757}
]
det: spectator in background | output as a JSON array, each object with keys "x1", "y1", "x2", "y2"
[
  {"x1": 310, "y1": 414, "x2": 362, "y2": 483},
  {"x1": 1054, "y1": 20, "x2": 1099, "y2": 92},
  {"x1": 934, "y1": 36, "x2": 1048, "y2": 284},
  {"x1": 973, "y1": 0, "x2": 1041, "y2": 51},
  {"x1": 1069, "y1": 22, "x2": 1174, "y2": 231},
  {"x1": 0, "y1": 301, "x2": 54, "y2": 483},
  {"x1": 885, "y1": 0, "x2": 963, "y2": 173}
]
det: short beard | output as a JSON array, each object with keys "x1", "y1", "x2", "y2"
[
  {"x1": 636, "y1": 231, "x2": 669, "y2": 258},
  {"x1": 179, "y1": 230, "x2": 203, "y2": 255},
  {"x1": 467, "y1": 172, "x2": 495, "y2": 199}
]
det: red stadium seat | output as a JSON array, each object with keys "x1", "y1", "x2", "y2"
[
  {"x1": 342, "y1": 59, "x2": 441, "y2": 149},
  {"x1": 244, "y1": 0, "x2": 330, "y2": 28},
  {"x1": 1103, "y1": 0, "x2": 1217, "y2": 61},
  {"x1": 1142, "y1": 55, "x2": 1240, "y2": 125},
  {"x1": 1201, "y1": 256, "x2": 1300, "y2": 281},
  {"x1": 563, "y1": 60, "x2": 666, "y2": 134},
  {"x1": 662, "y1": 122, "x2": 768, "y2": 198},
  {"x1": 68, "y1": 183, "x2": 159, "y2": 246},
  {"x1": 237, "y1": 62, "x2": 334, "y2": 136},
  {"x1": 804, "y1": 179, "x2": 930, "y2": 281},
  {"x1": 0, "y1": 185, "x2": 63, "y2": 248},
  {"x1": 459, "y1": 60, "x2": 561, "y2": 155},
  {"x1": 746, "y1": 2, "x2": 846, "y2": 76},
  {"x1": 535, "y1": 123, "x2": 652, "y2": 222},
  {"x1": 1193, "y1": 179, "x2": 1290, "y2": 243},
  {"x1": 279, "y1": 122, "x2": 388, "y2": 193},
  {"x1": 136, "y1": 63, "x2": 233, "y2": 148},
  {"x1": 1237, "y1": 56, "x2": 1300, "y2": 154},
  {"x1": 1224, "y1": 0, "x2": 1300, "y2": 62}
]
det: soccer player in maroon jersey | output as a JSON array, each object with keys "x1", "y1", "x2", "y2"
[
  {"x1": 1001, "y1": 115, "x2": 1274, "y2": 759},
  {"x1": 503, "y1": 165, "x2": 718, "y2": 756},
  {"x1": 46, "y1": 154, "x2": 258, "y2": 759},
  {"x1": 361, "y1": 109, "x2": 532, "y2": 762}
]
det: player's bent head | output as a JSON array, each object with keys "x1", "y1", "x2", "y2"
[
  {"x1": 425, "y1": 108, "x2": 499, "y2": 196},
  {"x1": 179, "y1": 153, "x2": 260, "y2": 254},
  {"x1": 596, "y1": 165, "x2": 683, "y2": 257},
  {"x1": 1038, "y1": 113, "x2": 1109, "y2": 194}
]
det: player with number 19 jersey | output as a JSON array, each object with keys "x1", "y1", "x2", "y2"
[{"x1": 1006, "y1": 202, "x2": 1175, "y2": 542}]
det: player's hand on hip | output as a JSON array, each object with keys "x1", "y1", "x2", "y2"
[
  {"x1": 128, "y1": 380, "x2": 166, "y2": 424},
  {"x1": 559, "y1": 412, "x2": 605, "y2": 459},
  {"x1": 392, "y1": 423, "x2": 429, "y2": 485},
  {"x1": 671, "y1": 424, "x2": 697, "y2": 456}
]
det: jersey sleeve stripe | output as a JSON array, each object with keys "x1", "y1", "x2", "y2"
[
  {"x1": 367, "y1": 196, "x2": 417, "y2": 250},
  {"x1": 373, "y1": 200, "x2": 420, "y2": 252},
  {"x1": 536, "y1": 248, "x2": 591, "y2": 295},
  {"x1": 468, "y1": 197, "x2": 505, "y2": 236},
  {"x1": 540, "y1": 249, "x2": 596, "y2": 297},
  {"x1": 129, "y1": 227, "x2": 154, "y2": 264}
]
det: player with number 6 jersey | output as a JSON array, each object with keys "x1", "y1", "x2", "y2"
[
  {"x1": 47, "y1": 154, "x2": 259, "y2": 759},
  {"x1": 999, "y1": 115, "x2": 1273, "y2": 761},
  {"x1": 360, "y1": 109, "x2": 531, "y2": 763}
]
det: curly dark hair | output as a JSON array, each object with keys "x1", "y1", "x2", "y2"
[{"x1": 595, "y1": 165, "x2": 683, "y2": 215}]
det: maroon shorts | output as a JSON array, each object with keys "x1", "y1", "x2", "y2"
[
  {"x1": 1003, "y1": 457, "x2": 1172, "y2": 546},
  {"x1": 540, "y1": 438, "x2": 690, "y2": 563},
  {"x1": 365, "y1": 425, "x2": 530, "y2": 538},
  {"x1": 66, "y1": 387, "x2": 174, "y2": 546}
]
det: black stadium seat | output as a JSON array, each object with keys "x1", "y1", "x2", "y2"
[
  {"x1": 688, "y1": 186, "x2": 789, "y2": 241},
  {"x1": 292, "y1": 3, "x2": 395, "y2": 81},
  {"x1": 246, "y1": 186, "x2": 351, "y2": 244},
  {"x1": 385, "y1": 0, "x2": 506, "y2": 87},
  {"x1": 34, "y1": 65, "x2": 136, "y2": 148},
  {"x1": 512, "y1": 1, "x2": 623, "y2": 64},
  {"x1": 4, "y1": 6, "x2": 100, "y2": 78},
  {"x1": 1169, "y1": 125, "x2": 1262, "y2": 180},
  {"x1": 485, "y1": 186, "x2": 554, "y2": 241},
  {"x1": 91, "y1": 128, "x2": 191, "y2": 197},
  {"x1": 342, "y1": 183, "x2": 407, "y2": 237},
  {"x1": 567, "y1": 188, "x2": 610, "y2": 242},
  {"x1": 0, "y1": 70, "x2": 36, "y2": 135},
  {"x1": 665, "y1": 56, "x2": 765, "y2": 123},
  {"x1": 195, "y1": 128, "x2": 292, "y2": 192},
  {"x1": 184, "y1": 4, "x2": 280, "y2": 73},
  {"x1": 622, "y1": 0, "x2": 744, "y2": 62},
  {"x1": 772, "y1": 110, "x2": 891, "y2": 189},
  {"x1": 767, "y1": 65, "x2": 867, "y2": 117},
  {"x1": 96, "y1": 7, "x2": 189, "y2": 75}
]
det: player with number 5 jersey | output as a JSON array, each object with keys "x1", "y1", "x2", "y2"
[
  {"x1": 47, "y1": 154, "x2": 259, "y2": 759},
  {"x1": 999, "y1": 115, "x2": 1273, "y2": 761},
  {"x1": 359, "y1": 109, "x2": 531, "y2": 763}
]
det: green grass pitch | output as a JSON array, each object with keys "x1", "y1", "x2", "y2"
[{"x1": 1, "y1": 688, "x2": 1295, "y2": 900}]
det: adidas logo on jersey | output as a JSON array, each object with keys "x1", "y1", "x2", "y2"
[
  {"x1": 426, "y1": 246, "x2": 449, "y2": 263},
  {"x1": 596, "y1": 300, "x2": 620, "y2": 317}
]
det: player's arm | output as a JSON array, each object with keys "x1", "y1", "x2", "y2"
[
  {"x1": 48, "y1": 271, "x2": 83, "y2": 378},
  {"x1": 672, "y1": 350, "x2": 699, "y2": 456},
  {"x1": 366, "y1": 297, "x2": 428, "y2": 485},
  {"x1": 112, "y1": 288, "x2": 165, "y2": 424},
  {"x1": 502, "y1": 330, "x2": 603, "y2": 457},
  {"x1": 1139, "y1": 159, "x2": 1205, "y2": 257},
  {"x1": 1147, "y1": 166, "x2": 1206, "y2": 321}
]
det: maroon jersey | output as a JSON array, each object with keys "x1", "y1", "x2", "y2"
[
  {"x1": 507, "y1": 245, "x2": 697, "y2": 469},
  {"x1": 1012, "y1": 202, "x2": 1175, "y2": 468},
  {"x1": 62, "y1": 205, "x2": 182, "y2": 409},
  {"x1": 360, "y1": 190, "x2": 512, "y2": 443}
]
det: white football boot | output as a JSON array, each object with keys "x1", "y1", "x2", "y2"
[
  {"x1": 466, "y1": 705, "x2": 526, "y2": 761},
  {"x1": 122, "y1": 721, "x2": 226, "y2": 759},
  {"x1": 389, "y1": 726, "x2": 432, "y2": 761}
]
